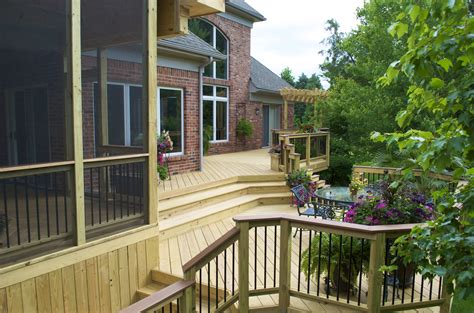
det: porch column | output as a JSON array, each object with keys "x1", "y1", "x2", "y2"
[
  {"x1": 67, "y1": 0, "x2": 86, "y2": 245},
  {"x1": 283, "y1": 99, "x2": 288, "y2": 129},
  {"x1": 143, "y1": 0, "x2": 159, "y2": 225}
]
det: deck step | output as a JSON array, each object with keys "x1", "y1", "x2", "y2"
[
  {"x1": 159, "y1": 174, "x2": 286, "y2": 201},
  {"x1": 159, "y1": 192, "x2": 290, "y2": 240},
  {"x1": 159, "y1": 181, "x2": 289, "y2": 220}
]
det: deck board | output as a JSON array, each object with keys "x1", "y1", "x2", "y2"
[{"x1": 158, "y1": 149, "x2": 276, "y2": 194}]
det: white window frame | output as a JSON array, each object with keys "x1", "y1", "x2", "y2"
[
  {"x1": 94, "y1": 83, "x2": 184, "y2": 154},
  {"x1": 210, "y1": 25, "x2": 229, "y2": 80},
  {"x1": 203, "y1": 85, "x2": 229, "y2": 143},
  {"x1": 157, "y1": 87, "x2": 185, "y2": 156}
]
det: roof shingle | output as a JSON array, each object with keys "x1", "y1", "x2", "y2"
[
  {"x1": 250, "y1": 57, "x2": 291, "y2": 93},
  {"x1": 159, "y1": 33, "x2": 226, "y2": 60}
]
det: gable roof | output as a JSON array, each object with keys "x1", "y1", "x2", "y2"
[
  {"x1": 250, "y1": 57, "x2": 291, "y2": 94},
  {"x1": 226, "y1": 0, "x2": 266, "y2": 22},
  {"x1": 159, "y1": 33, "x2": 226, "y2": 60}
]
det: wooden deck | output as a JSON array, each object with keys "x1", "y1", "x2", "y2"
[
  {"x1": 159, "y1": 149, "x2": 276, "y2": 194},
  {"x1": 159, "y1": 204, "x2": 440, "y2": 313}
]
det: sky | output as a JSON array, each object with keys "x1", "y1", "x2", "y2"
[{"x1": 245, "y1": 0, "x2": 365, "y2": 87}]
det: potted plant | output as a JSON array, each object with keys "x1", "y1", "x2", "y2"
[
  {"x1": 348, "y1": 173, "x2": 368, "y2": 199},
  {"x1": 302, "y1": 233, "x2": 370, "y2": 294},
  {"x1": 157, "y1": 130, "x2": 173, "y2": 181}
]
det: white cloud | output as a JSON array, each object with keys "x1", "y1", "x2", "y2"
[{"x1": 246, "y1": 0, "x2": 365, "y2": 85}]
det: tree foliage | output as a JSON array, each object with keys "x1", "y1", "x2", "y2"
[
  {"x1": 280, "y1": 67, "x2": 296, "y2": 86},
  {"x1": 374, "y1": 0, "x2": 474, "y2": 299},
  {"x1": 315, "y1": 0, "x2": 412, "y2": 184}
]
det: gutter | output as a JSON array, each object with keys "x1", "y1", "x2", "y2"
[{"x1": 199, "y1": 56, "x2": 214, "y2": 171}]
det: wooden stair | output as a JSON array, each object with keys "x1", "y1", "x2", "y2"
[{"x1": 158, "y1": 176, "x2": 291, "y2": 240}]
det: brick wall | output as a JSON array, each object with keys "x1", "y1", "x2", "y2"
[
  {"x1": 81, "y1": 56, "x2": 201, "y2": 174},
  {"x1": 202, "y1": 15, "x2": 254, "y2": 155}
]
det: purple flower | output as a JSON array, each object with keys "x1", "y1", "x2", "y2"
[{"x1": 376, "y1": 200, "x2": 387, "y2": 209}]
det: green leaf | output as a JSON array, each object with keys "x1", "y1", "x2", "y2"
[
  {"x1": 437, "y1": 58, "x2": 453, "y2": 72},
  {"x1": 396, "y1": 23, "x2": 409, "y2": 38},
  {"x1": 386, "y1": 66, "x2": 400, "y2": 82},
  {"x1": 430, "y1": 78, "x2": 445, "y2": 89},
  {"x1": 409, "y1": 5, "x2": 420, "y2": 22}
]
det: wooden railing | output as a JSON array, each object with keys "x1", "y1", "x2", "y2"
[
  {"x1": 132, "y1": 214, "x2": 450, "y2": 313},
  {"x1": 119, "y1": 280, "x2": 195, "y2": 313},
  {"x1": 353, "y1": 165, "x2": 456, "y2": 191},
  {"x1": 275, "y1": 132, "x2": 330, "y2": 174}
]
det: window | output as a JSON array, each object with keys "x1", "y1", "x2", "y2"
[
  {"x1": 203, "y1": 85, "x2": 228, "y2": 142},
  {"x1": 158, "y1": 88, "x2": 184, "y2": 154},
  {"x1": 189, "y1": 19, "x2": 228, "y2": 80},
  {"x1": 94, "y1": 84, "x2": 184, "y2": 154}
]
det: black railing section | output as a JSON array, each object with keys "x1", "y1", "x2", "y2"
[
  {"x1": 290, "y1": 137, "x2": 307, "y2": 160},
  {"x1": 84, "y1": 161, "x2": 145, "y2": 230},
  {"x1": 0, "y1": 170, "x2": 72, "y2": 250}
]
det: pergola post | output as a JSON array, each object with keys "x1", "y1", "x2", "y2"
[{"x1": 283, "y1": 99, "x2": 288, "y2": 130}]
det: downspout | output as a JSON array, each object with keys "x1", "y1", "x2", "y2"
[{"x1": 199, "y1": 56, "x2": 214, "y2": 171}]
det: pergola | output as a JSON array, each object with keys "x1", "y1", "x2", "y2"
[{"x1": 279, "y1": 88, "x2": 328, "y2": 129}]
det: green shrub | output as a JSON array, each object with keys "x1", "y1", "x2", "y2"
[
  {"x1": 319, "y1": 155, "x2": 353, "y2": 186},
  {"x1": 157, "y1": 165, "x2": 169, "y2": 181},
  {"x1": 236, "y1": 119, "x2": 253, "y2": 138},
  {"x1": 286, "y1": 169, "x2": 311, "y2": 188}
]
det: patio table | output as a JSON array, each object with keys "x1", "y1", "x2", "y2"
[{"x1": 314, "y1": 186, "x2": 372, "y2": 206}]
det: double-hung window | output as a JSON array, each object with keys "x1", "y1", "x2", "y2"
[
  {"x1": 203, "y1": 85, "x2": 228, "y2": 142},
  {"x1": 93, "y1": 84, "x2": 184, "y2": 154}
]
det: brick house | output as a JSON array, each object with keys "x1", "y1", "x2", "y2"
[{"x1": 0, "y1": 0, "x2": 292, "y2": 175}]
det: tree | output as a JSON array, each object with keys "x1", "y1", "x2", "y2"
[
  {"x1": 294, "y1": 73, "x2": 323, "y2": 124},
  {"x1": 374, "y1": 0, "x2": 474, "y2": 300},
  {"x1": 314, "y1": 0, "x2": 411, "y2": 184},
  {"x1": 280, "y1": 67, "x2": 295, "y2": 86}
]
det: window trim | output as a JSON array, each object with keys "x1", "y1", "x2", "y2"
[
  {"x1": 93, "y1": 83, "x2": 185, "y2": 156},
  {"x1": 157, "y1": 87, "x2": 185, "y2": 156},
  {"x1": 203, "y1": 84, "x2": 229, "y2": 143}
]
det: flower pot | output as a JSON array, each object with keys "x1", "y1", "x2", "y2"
[
  {"x1": 396, "y1": 262, "x2": 415, "y2": 287},
  {"x1": 331, "y1": 264, "x2": 357, "y2": 294}
]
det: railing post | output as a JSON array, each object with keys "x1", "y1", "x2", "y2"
[
  {"x1": 279, "y1": 219, "x2": 292, "y2": 312},
  {"x1": 367, "y1": 233, "x2": 385, "y2": 313},
  {"x1": 326, "y1": 133, "x2": 330, "y2": 166},
  {"x1": 181, "y1": 269, "x2": 196, "y2": 313},
  {"x1": 238, "y1": 222, "x2": 250, "y2": 312}
]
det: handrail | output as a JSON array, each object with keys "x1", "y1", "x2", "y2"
[
  {"x1": 0, "y1": 161, "x2": 75, "y2": 179},
  {"x1": 353, "y1": 165, "x2": 453, "y2": 182},
  {"x1": 233, "y1": 214, "x2": 416, "y2": 237},
  {"x1": 182, "y1": 227, "x2": 240, "y2": 272},
  {"x1": 119, "y1": 280, "x2": 194, "y2": 313},
  {"x1": 83, "y1": 153, "x2": 149, "y2": 169}
]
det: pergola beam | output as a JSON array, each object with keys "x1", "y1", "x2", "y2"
[{"x1": 279, "y1": 88, "x2": 328, "y2": 130}]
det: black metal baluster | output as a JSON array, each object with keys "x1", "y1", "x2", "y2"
[
  {"x1": 438, "y1": 277, "x2": 442, "y2": 300},
  {"x1": 216, "y1": 256, "x2": 219, "y2": 308},
  {"x1": 90, "y1": 168, "x2": 94, "y2": 226},
  {"x1": 232, "y1": 242, "x2": 235, "y2": 295},
  {"x1": 161, "y1": 307, "x2": 164, "y2": 313},
  {"x1": 347, "y1": 237, "x2": 353, "y2": 303},
  {"x1": 264, "y1": 226, "x2": 267, "y2": 289},
  {"x1": 176, "y1": 299, "x2": 179, "y2": 313},
  {"x1": 199, "y1": 269, "x2": 202, "y2": 313},
  {"x1": 120, "y1": 164, "x2": 123, "y2": 218},
  {"x1": 63, "y1": 172, "x2": 68, "y2": 232},
  {"x1": 106, "y1": 166, "x2": 109, "y2": 222},
  {"x1": 317, "y1": 231, "x2": 322, "y2": 296},
  {"x1": 53, "y1": 172, "x2": 59, "y2": 235},
  {"x1": 429, "y1": 278, "x2": 433, "y2": 300},
  {"x1": 326, "y1": 233, "x2": 332, "y2": 298},
  {"x1": 401, "y1": 265, "x2": 407, "y2": 303},
  {"x1": 3, "y1": 180, "x2": 10, "y2": 247},
  {"x1": 254, "y1": 227, "x2": 257, "y2": 289},
  {"x1": 132, "y1": 163, "x2": 136, "y2": 215},
  {"x1": 98, "y1": 167, "x2": 102, "y2": 224},
  {"x1": 298, "y1": 229, "x2": 302, "y2": 292},
  {"x1": 207, "y1": 262, "x2": 210, "y2": 312},
  {"x1": 420, "y1": 276, "x2": 424, "y2": 301},
  {"x1": 307, "y1": 230, "x2": 312, "y2": 294},
  {"x1": 410, "y1": 267, "x2": 416, "y2": 302},
  {"x1": 224, "y1": 249, "x2": 227, "y2": 302},
  {"x1": 336, "y1": 235, "x2": 343, "y2": 300},
  {"x1": 112, "y1": 165, "x2": 117, "y2": 220},
  {"x1": 273, "y1": 225, "x2": 277, "y2": 288},
  {"x1": 358, "y1": 239, "x2": 364, "y2": 306},
  {"x1": 169, "y1": 302, "x2": 172, "y2": 312},
  {"x1": 139, "y1": 163, "x2": 143, "y2": 212},
  {"x1": 24, "y1": 176, "x2": 31, "y2": 242},
  {"x1": 34, "y1": 175, "x2": 41, "y2": 240},
  {"x1": 14, "y1": 177, "x2": 21, "y2": 244},
  {"x1": 126, "y1": 163, "x2": 130, "y2": 216}
]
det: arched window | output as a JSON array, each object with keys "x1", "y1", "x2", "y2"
[{"x1": 189, "y1": 19, "x2": 228, "y2": 80}]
